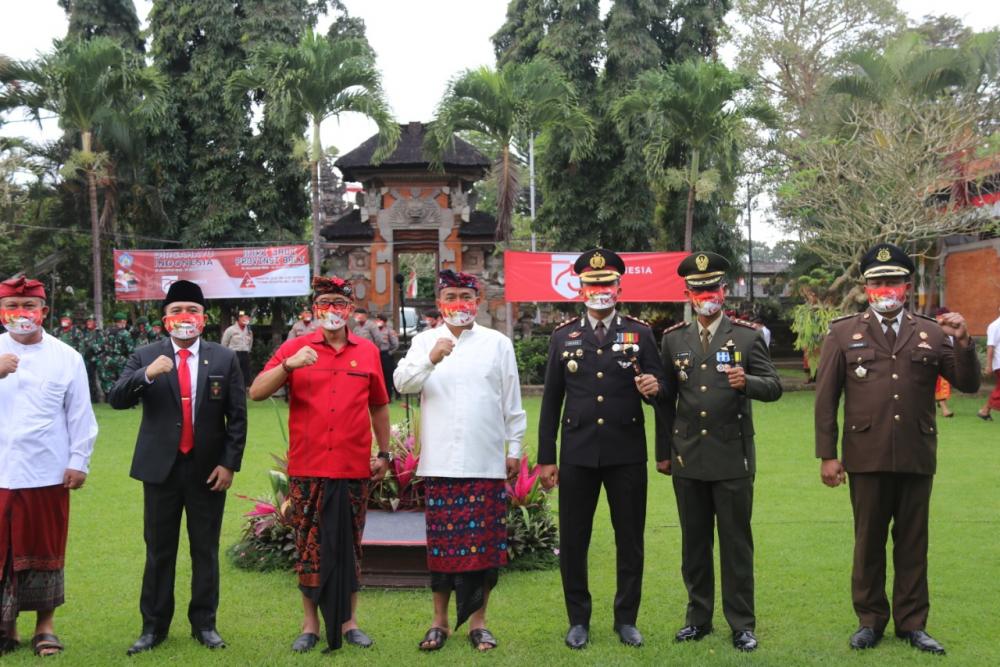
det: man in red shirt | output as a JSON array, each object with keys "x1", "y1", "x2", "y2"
[{"x1": 250, "y1": 276, "x2": 390, "y2": 653}]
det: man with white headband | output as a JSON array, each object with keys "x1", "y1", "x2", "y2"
[
  {"x1": 0, "y1": 277, "x2": 97, "y2": 658},
  {"x1": 110, "y1": 279, "x2": 247, "y2": 655},
  {"x1": 814, "y1": 242, "x2": 979, "y2": 655},
  {"x1": 537, "y1": 248, "x2": 664, "y2": 650},
  {"x1": 250, "y1": 275, "x2": 390, "y2": 654},
  {"x1": 395, "y1": 269, "x2": 526, "y2": 653},
  {"x1": 656, "y1": 251, "x2": 782, "y2": 653}
]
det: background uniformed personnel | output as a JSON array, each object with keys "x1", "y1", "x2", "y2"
[
  {"x1": 537, "y1": 248, "x2": 664, "y2": 650},
  {"x1": 814, "y1": 243, "x2": 980, "y2": 655},
  {"x1": 656, "y1": 251, "x2": 782, "y2": 653}
]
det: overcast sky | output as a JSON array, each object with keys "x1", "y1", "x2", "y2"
[{"x1": 2, "y1": 0, "x2": 999, "y2": 244}]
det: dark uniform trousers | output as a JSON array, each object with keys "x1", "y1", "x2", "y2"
[
  {"x1": 848, "y1": 472, "x2": 933, "y2": 633},
  {"x1": 559, "y1": 462, "x2": 646, "y2": 627},
  {"x1": 672, "y1": 475, "x2": 755, "y2": 631},
  {"x1": 141, "y1": 453, "x2": 226, "y2": 634}
]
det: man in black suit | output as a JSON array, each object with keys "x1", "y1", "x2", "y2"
[
  {"x1": 537, "y1": 249, "x2": 664, "y2": 649},
  {"x1": 108, "y1": 280, "x2": 247, "y2": 655}
]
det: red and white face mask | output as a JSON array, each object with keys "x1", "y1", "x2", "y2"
[
  {"x1": 438, "y1": 300, "x2": 478, "y2": 327},
  {"x1": 314, "y1": 304, "x2": 352, "y2": 331},
  {"x1": 1, "y1": 309, "x2": 43, "y2": 335},
  {"x1": 580, "y1": 285, "x2": 618, "y2": 310},
  {"x1": 866, "y1": 285, "x2": 907, "y2": 314},
  {"x1": 60, "y1": 318, "x2": 72, "y2": 329},
  {"x1": 162, "y1": 313, "x2": 206, "y2": 340},
  {"x1": 689, "y1": 288, "x2": 725, "y2": 317}
]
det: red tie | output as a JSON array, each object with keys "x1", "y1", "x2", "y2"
[{"x1": 177, "y1": 348, "x2": 194, "y2": 454}]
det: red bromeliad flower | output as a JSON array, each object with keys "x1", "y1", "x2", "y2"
[
  {"x1": 507, "y1": 454, "x2": 540, "y2": 506},
  {"x1": 246, "y1": 501, "x2": 277, "y2": 517},
  {"x1": 393, "y1": 450, "x2": 419, "y2": 491}
]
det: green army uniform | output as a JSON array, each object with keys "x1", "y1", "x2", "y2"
[
  {"x1": 98, "y1": 313, "x2": 135, "y2": 396},
  {"x1": 131, "y1": 317, "x2": 155, "y2": 347},
  {"x1": 82, "y1": 319, "x2": 103, "y2": 401},
  {"x1": 656, "y1": 252, "x2": 782, "y2": 650},
  {"x1": 56, "y1": 313, "x2": 86, "y2": 353}
]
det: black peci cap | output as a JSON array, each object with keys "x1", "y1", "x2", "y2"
[
  {"x1": 574, "y1": 248, "x2": 625, "y2": 285},
  {"x1": 162, "y1": 280, "x2": 206, "y2": 312},
  {"x1": 677, "y1": 251, "x2": 730, "y2": 288},
  {"x1": 859, "y1": 243, "x2": 914, "y2": 279}
]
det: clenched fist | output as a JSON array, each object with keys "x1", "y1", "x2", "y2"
[
  {"x1": 937, "y1": 311, "x2": 970, "y2": 345},
  {"x1": 287, "y1": 345, "x2": 319, "y2": 370},
  {"x1": 0, "y1": 353, "x2": 18, "y2": 378},
  {"x1": 634, "y1": 373, "x2": 659, "y2": 398},
  {"x1": 429, "y1": 338, "x2": 455, "y2": 365},
  {"x1": 146, "y1": 355, "x2": 174, "y2": 379}
]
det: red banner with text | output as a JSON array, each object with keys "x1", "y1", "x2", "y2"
[
  {"x1": 113, "y1": 246, "x2": 311, "y2": 300},
  {"x1": 504, "y1": 251, "x2": 688, "y2": 302}
]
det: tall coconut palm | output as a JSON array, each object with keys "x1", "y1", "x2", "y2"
[
  {"x1": 426, "y1": 57, "x2": 594, "y2": 242},
  {"x1": 1, "y1": 37, "x2": 167, "y2": 323},
  {"x1": 229, "y1": 29, "x2": 399, "y2": 276},
  {"x1": 613, "y1": 60, "x2": 772, "y2": 254}
]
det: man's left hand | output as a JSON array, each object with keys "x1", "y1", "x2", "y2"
[
  {"x1": 938, "y1": 312, "x2": 971, "y2": 345},
  {"x1": 371, "y1": 457, "x2": 390, "y2": 481},
  {"x1": 635, "y1": 373, "x2": 659, "y2": 398},
  {"x1": 726, "y1": 365, "x2": 747, "y2": 390},
  {"x1": 506, "y1": 456, "x2": 519, "y2": 479},
  {"x1": 207, "y1": 466, "x2": 234, "y2": 491},
  {"x1": 63, "y1": 469, "x2": 87, "y2": 489}
]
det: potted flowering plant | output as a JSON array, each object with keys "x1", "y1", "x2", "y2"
[
  {"x1": 504, "y1": 453, "x2": 559, "y2": 571},
  {"x1": 368, "y1": 423, "x2": 425, "y2": 511}
]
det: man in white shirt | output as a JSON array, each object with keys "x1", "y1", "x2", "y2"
[
  {"x1": 0, "y1": 277, "x2": 97, "y2": 658},
  {"x1": 395, "y1": 270, "x2": 526, "y2": 653},
  {"x1": 979, "y1": 305, "x2": 1000, "y2": 421}
]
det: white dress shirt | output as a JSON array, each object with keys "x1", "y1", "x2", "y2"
[
  {"x1": 987, "y1": 315, "x2": 1000, "y2": 371},
  {"x1": 872, "y1": 309, "x2": 902, "y2": 335},
  {"x1": 0, "y1": 331, "x2": 98, "y2": 488},
  {"x1": 145, "y1": 338, "x2": 200, "y2": 416},
  {"x1": 394, "y1": 323, "x2": 527, "y2": 479}
]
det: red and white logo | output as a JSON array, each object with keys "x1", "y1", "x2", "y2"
[{"x1": 550, "y1": 253, "x2": 581, "y2": 300}]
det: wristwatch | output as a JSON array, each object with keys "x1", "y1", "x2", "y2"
[{"x1": 376, "y1": 451, "x2": 393, "y2": 463}]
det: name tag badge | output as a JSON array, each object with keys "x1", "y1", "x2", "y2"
[
  {"x1": 208, "y1": 375, "x2": 224, "y2": 400},
  {"x1": 564, "y1": 340, "x2": 582, "y2": 347},
  {"x1": 848, "y1": 342, "x2": 867, "y2": 349}
]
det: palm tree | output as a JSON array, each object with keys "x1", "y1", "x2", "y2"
[
  {"x1": 1, "y1": 37, "x2": 167, "y2": 323},
  {"x1": 229, "y1": 29, "x2": 400, "y2": 276},
  {"x1": 426, "y1": 57, "x2": 594, "y2": 242},
  {"x1": 613, "y1": 59, "x2": 772, "y2": 254}
]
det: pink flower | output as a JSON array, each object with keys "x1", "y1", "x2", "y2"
[
  {"x1": 245, "y1": 501, "x2": 276, "y2": 517},
  {"x1": 508, "y1": 455, "x2": 540, "y2": 505},
  {"x1": 393, "y1": 451, "x2": 419, "y2": 491}
]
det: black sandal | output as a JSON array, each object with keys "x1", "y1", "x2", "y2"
[
  {"x1": 343, "y1": 628, "x2": 373, "y2": 648},
  {"x1": 468, "y1": 628, "x2": 498, "y2": 652},
  {"x1": 419, "y1": 626, "x2": 449, "y2": 651},
  {"x1": 291, "y1": 632, "x2": 319, "y2": 653},
  {"x1": 31, "y1": 633, "x2": 64, "y2": 657},
  {"x1": 0, "y1": 636, "x2": 20, "y2": 655}
]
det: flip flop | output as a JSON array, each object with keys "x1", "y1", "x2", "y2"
[
  {"x1": 291, "y1": 632, "x2": 319, "y2": 653},
  {"x1": 419, "y1": 626, "x2": 449, "y2": 651},
  {"x1": 343, "y1": 628, "x2": 373, "y2": 648},
  {"x1": 978, "y1": 412, "x2": 994, "y2": 421},
  {"x1": 31, "y1": 633, "x2": 64, "y2": 657},
  {"x1": 468, "y1": 627, "x2": 498, "y2": 652},
  {"x1": 0, "y1": 636, "x2": 20, "y2": 655}
]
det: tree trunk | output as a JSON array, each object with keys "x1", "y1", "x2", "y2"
[
  {"x1": 683, "y1": 148, "x2": 700, "y2": 253},
  {"x1": 310, "y1": 119, "x2": 323, "y2": 277},
  {"x1": 83, "y1": 130, "x2": 104, "y2": 326}
]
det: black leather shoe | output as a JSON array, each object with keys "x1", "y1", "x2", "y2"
[
  {"x1": 733, "y1": 630, "x2": 758, "y2": 652},
  {"x1": 897, "y1": 630, "x2": 945, "y2": 654},
  {"x1": 192, "y1": 628, "x2": 226, "y2": 649},
  {"x1": 614, "y1": 624, "x2": 643, "y2": 647},
  {"x1": 565, "y1": 625, "x2": 589, "y2": 649},
  {"x1": 126, "y1": 632, "x2": 166, "y2": 656},
  {"x1": 849, "y1": 626, "x2": 883, "y2": 650},
  {"x1": 675, "y1": 624, "x2": 713, "y2": 642}
]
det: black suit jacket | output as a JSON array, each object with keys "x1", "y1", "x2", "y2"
[
  {"x1": 537, "y1": 313, "x2": 665, "y2": 468},
  {"x1": 108, "y1": 338, "x2": 248, "y2": 484}
]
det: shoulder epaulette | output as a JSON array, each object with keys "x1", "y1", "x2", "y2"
[
  {"x1": 664, "y1": 321, "x2": 690, "y2": 334},
  {"x1": 554, "y1": 318, "x2": 579, "y2": 331},
  {"x1": 622, "y1": 314, "x2": 650, "y2": 327},
  {"x1": 732, "y1": 318, "x2": 758, "y2": 329},
  {"x1": 913, "y1": 312, "x2": 936, "y2": 322},
  {"x1": 831, "y1": 313, "x2": 856, "y2": 324}
]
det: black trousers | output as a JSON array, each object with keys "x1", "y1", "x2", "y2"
[
  {"x1": 558, "y1": 461, "x2": 646, "y2": 627},
  {"x1": 848, "y1": 472, "x2": 933, "y2": 633},
  {"x1": 672, "y1": 475, "x2": 755, "y2": 631},
  {"x1": 379, "y1": 351, "x2": 396, "y2": 399},
  {"x1": 235, "y1": 351, "x2": 250, "y2": 389},
  {"x1": 140, "y1": 454, "x2": 226, "y2": 634}
]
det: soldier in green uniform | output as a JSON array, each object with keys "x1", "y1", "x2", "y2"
[
  {"x1": 656, "y1": 251, "x2": 782, "y2": 653},
  {"x1": 82, "y1": 314, "x2": 103, "y2": 402},
  {"x1": 55, "y1": 311, "x2": 85, "y2": 352},
  {"x1": 131, "y1": 316, "x2": 155, "y2": 347},
  {"x1": 538, "y1": 249, "x2": 665, "y2": 650},
  {"x1": 98, "y1": 312, "x2": 134, "y2": 397}
]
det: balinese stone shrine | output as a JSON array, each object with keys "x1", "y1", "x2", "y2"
[{"x1": 320, "y1": 122, "x2": 510, "y2": 333}]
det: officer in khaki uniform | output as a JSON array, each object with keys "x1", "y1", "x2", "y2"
[
  {"x1": 538, "y1": 249, "x2": 665, "y2": 650},
  {"x1": 814, "y1": 243, "x2": 980, "y2": 655},
  {"x1": 656, "y1": 251, "x2": 782, "y2": 653}
]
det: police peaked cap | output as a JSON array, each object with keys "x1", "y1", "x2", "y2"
[
  {"x1": 859, "y1": 243, "x2": 914, "y2": 279},
  {"x1": 574, "y1": 248, "x2": 625, "y2": 284},
  {"x1": 162, "y1": 280, "x2": 206, "y2": 311},
  {"x1": 678, "y1": 251, "x2": 730, "y2": 287}
]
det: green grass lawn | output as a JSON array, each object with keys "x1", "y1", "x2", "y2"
[{"x1": 6, "y1": 393, "x2": 999, "y2": 665}]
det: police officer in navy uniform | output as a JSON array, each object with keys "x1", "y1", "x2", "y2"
[
  {"x1": 656, "y1": 251, "x2": 782, "y2": 652},
  {"x1": 538, "y1": 249, "x2": 665, "y2": 650},
  {"x1": 814, "y1": 243, "x2": 979, "y2": 655}
]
